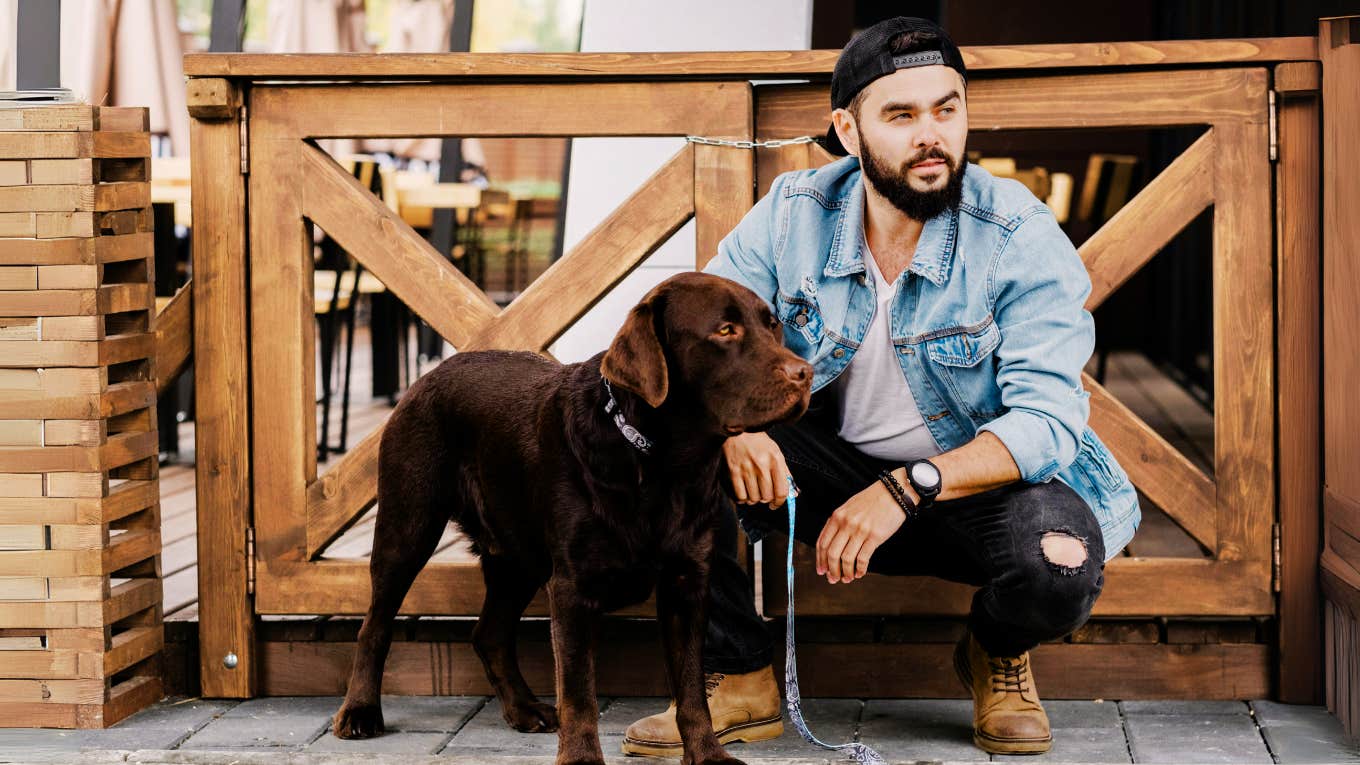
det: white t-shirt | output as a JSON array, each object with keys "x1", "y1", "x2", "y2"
[{"x1": 834, "y1": 239, "x2": 943, "y2": 462}]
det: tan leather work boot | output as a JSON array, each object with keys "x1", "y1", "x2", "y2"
[
  {"x1": 953, "y1": 630, "x2": 1052, "y2": 754},
  {"x1": 621, "y1": 666, "x2": 784, "y2": 757}
]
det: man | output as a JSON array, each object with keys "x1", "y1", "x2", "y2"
[{"x1": 622, "y1": 17, "x2": 1141, "y2": 758}]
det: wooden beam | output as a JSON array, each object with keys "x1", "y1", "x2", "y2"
[
  {"x1": 1084, "y1": 373, "x2": 1217, "y2": 551},
  {"x1": 305, "y1": 429, "x2": 380, "y2": 560},
  {"x1": 188, "y1": 77, "x2": 255, "y2": 697},
  {"x1": 182, "y1": 38, "x2": 1316, "y2": 78},
  {"x1": 1210, "y1": 93, "x2": 1276, "y2": 564},
  {"x1": 154, "y1": 282, "x2": 192, "y2": 397},
  {"x1": 763, "y1": 537, "x2": 1272, "y2": 618},
  {"x1": 755, "y1": 69, "x2": 1265, "y2": 138},
  {"x1": 974, "y1": 68, "x2": 1265, "y2": 131},
  {"x1": 299, "y1": 142, "x2": 498, "y2": 349},
  {"x1": 253, "y1": 81, "x2": 752, "y2": 140},
  {"x1": 1274, "y1": 61, "x2": 1323, "y2": 705},
  {"x1": 255, "y1": 631, "x2": 1268, "y2": 700},
  {"x1": 479, "y1": 145, "x2": 695, "y2": 350},
  {"x1": 248, "y1": 116, "x2": 312, "y2": 566},
  {"x1": 255, "y1": 560, "x2": 657, "y2": 618},
  {"x1": 1276, "y1": 60, "x2": 1322, "y2": 93},
  {"x1": 1082, "y1": 129, "x2": 1216, "y2": 309},
  {"x1": 693, "y1": 84, "x2": 754, "y2": 270}
]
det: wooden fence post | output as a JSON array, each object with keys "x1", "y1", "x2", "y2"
[
  {"x1": 188, "y1": 77, "x2": 256, "y2": 698},
  {"x1": 1273, "y1": 60, "x2": 1323, "y2": 705}
]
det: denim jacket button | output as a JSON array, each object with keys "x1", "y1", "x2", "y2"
[
  {"x1": 832, "y1": 348, "x2": 845, "y2": 358},
  {"x1": 794, "y1": 312, "x2": 808, "y2": 327}
]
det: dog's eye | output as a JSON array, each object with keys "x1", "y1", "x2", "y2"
[{"x1": 717, "y1": 324, "x2": 736, "y2": 336}]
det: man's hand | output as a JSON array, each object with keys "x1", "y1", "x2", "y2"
[
  {"x1": 724, "y1": 432, "x2": 793, "y2": 509},
  {"x1": 816, "y1": 479, "x2": 916, "y2": 584}
]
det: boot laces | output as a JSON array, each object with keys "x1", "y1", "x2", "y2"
[
  {"x1": 703, "y1": 672, "x2": 726, "y2": 698},
  {"x1": 989, "y1": 656, "x2": 1030, "y2": 694}
]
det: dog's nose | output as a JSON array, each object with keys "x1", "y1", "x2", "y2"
[{"x1": 781, "y1": 358, "x2": 812, "y2": 384}]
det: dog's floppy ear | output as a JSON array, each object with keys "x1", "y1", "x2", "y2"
[{"x1": 601, "y1": 298, "x2": 668, "y2": 408}]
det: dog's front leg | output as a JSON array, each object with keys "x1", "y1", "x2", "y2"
[
  {"x1": 547, "y1": 576, "x2": 605, "y2": 765},
  {"x1": 657, "y1": 553, "x2": 745, "y2": 765}
]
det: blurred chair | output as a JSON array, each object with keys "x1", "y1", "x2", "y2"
[
  {"x1": 1077, "y1": 154, "x2": 1140, "y2": 224},
  {"x1": 313, "y1": 156, "x2": 379, "y2": 461},
  {"x1": 397, "y1": 182, "x2": 484, "y2": 279},
  {"x1": 497, "y1": 196, "x2": 558, "y2": 303}
]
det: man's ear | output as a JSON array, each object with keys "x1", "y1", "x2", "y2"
[
  {"x1": 832, "y1": 107, "x2": 860, "y2": 157},
  {"x1": 601, "y1": 299, "x2": 668, "y2": 408}
]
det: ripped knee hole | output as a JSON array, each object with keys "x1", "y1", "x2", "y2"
[{"x1": 1040, "y1": 530, "x2": 1088, "y2": 573}]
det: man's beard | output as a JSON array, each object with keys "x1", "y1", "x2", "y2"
[{"x1": 859, "y1": 135, "x2": 966, "y2": 222}]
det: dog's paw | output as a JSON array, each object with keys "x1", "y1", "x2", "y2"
[
  {"x1": 503, "y1": 699, "x2": 559, "y2": 732},
  {"x1": 332, "y1": 703, "x2": 385, "y2": 739}
]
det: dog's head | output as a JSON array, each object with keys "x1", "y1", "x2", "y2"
[{"x1": 601, "y1": 272, "x2": 813, "y2": 436}]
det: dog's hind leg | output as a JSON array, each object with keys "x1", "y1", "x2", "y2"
[
  {"x1": 474, "y1": 556, "x2": 557, "y2": 733},
  {"x1": 333, "y1": 463, "x2": 448, "y2": 739}
]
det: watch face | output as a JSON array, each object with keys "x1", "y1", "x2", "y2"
[{"x1": 910, "y1": 461, "x2": 941, "y2": 491}]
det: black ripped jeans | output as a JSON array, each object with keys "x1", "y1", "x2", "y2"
[{"x1": 703, "y1": 392, "x2": 1106, "y2": 672}]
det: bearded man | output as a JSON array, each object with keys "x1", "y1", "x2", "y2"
[{"x1": 622, "y1": 16, "x2": 1140, "y2": 758}]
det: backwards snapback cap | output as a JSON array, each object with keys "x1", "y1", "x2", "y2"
[{"x1": 822, "y1": 17, "x2": 968, "y2": 156}]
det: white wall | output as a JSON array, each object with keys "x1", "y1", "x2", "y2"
[{"x1": 549, "y1": 0, "x2": 813, "y2": 362}]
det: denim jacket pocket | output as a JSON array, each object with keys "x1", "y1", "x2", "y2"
[
  {"x1": 775, "y1": 289, "x2": 825, "y2": 351},
  {"x1": 923, "y1": 317, "x2": 1001, "y2": 368},
  {"x1": 1072, "y1": 427, "x2": 1128, "y2": 492}
]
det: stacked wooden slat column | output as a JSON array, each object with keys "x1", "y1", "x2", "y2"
[{"x1": 0, "y1": 104, "x2": 163, "y2": 728}]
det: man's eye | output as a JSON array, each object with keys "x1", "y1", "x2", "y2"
[{"x1": 939, "y1": 106, "x2": 955, "y2": 115}]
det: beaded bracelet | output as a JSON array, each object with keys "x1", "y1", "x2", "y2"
[{"x1": 877, "y1": 469, "x2": 918, "y2": 521}]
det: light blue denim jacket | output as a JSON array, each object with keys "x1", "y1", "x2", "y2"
[{"x1": 703, "y1": 156, "x2": 1140, "y2": 560}]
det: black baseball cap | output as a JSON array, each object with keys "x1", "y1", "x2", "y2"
[{"x1": 822, "y1": 17, "x2": 968, "y2": 156}]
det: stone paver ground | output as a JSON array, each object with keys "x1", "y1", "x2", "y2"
[{"x1": 1, "y1": 696, "x2": 1355, "y2": 764}]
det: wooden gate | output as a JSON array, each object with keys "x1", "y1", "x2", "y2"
[
  {"x1": 246, "y1": 80, "x2": 753, "y2": 617},
  {"x1": 758, "y1": 66, "x2": 1274, "y2": 617},
  {"x1": 185, "y1": 38, "x2": 1320, "y2": 699}
]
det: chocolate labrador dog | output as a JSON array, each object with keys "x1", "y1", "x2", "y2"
[{"x1": 333, "y1": 271, "x2": 812, "y2": 765}]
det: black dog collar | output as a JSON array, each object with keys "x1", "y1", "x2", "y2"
[{"x1": 601, "y1": 376, "x2": 654, "y2": 455}]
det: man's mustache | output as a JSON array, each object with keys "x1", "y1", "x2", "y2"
[{"x1": 904, "y1": 146, "x2": 953, "y2": 168}]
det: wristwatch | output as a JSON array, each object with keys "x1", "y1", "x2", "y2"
[{"x1": 904, "y1": 459, "x2": 942, "y2": 509}]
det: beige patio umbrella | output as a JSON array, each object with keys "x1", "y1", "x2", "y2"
[
  {"x1": 268, "y1": 0, "x2": 370, "y2": 158},
  {"x1": 59, "y1": 0, "x2": 189, "y2": 155},
  {"x1": 0, "y1": 1, "x2": 15, "y2": 91},
  {"x1": 369, "y1": 0, "x2": 455, "y2": 162},
  {"x1": 268, "y1": 0, "x2": 371, "y2": 56}
]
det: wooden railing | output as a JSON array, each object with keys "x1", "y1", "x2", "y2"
[{"x1": 182, "y1": 38, "x2": 1321, "y2": 700}]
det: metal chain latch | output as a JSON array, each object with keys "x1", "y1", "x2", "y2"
[{"x1": 684, "y1": 135, "x2": 818, "y2": 149}]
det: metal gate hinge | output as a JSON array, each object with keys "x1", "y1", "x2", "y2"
[
  {"x1": 1267, "y1": 90, "x2": 1278, "y2": 162},
  {"x1": 1271, "y1": 522, "x2": 1281, "y2": 592},
  {"x1": 245, "y1": 525, "x2": 256, "y2": 596},
  {"x1": 239, "y1": 104, "x2": 250, "y2": 175}
]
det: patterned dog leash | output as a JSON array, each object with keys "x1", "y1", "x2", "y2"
[{"x1": 784, "y1": 476, "x2": 886, "y2": 764}]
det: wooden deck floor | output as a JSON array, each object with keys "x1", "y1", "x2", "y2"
[{"x1": 160, "y1": 324, "x2": 1215, "y2": 620}]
